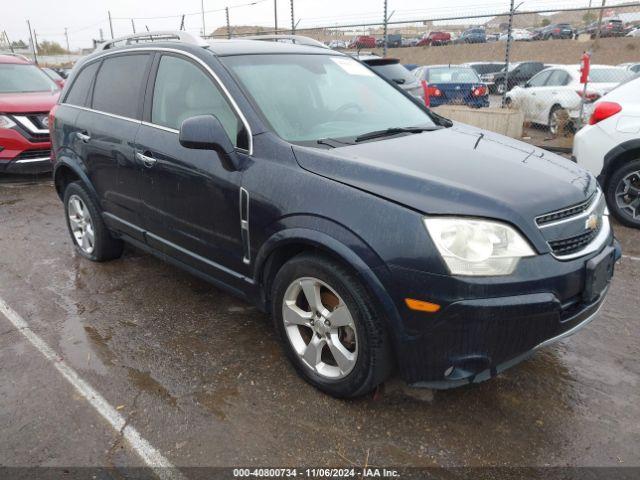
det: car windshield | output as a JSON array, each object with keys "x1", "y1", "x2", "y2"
[
  {"x1": 590, "y1": 68, "x2": 634, "y2": 83},
  {"x1": 368, "y1": 62, "x2": 415, "y2": 84},
  {"x1": 222, "y1": 54, "x2": 435, "y2": 143},
  {"x1": 426, "y1": 67, "x2": 480, "y2": 83},
  {"x1": 0, "y1": 64, "x2": 58, "y2": 93}
]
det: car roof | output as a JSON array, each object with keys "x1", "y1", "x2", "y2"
[
  {"x1": 0, "y1": 54, "x2": 32, "y2": 65},
  {"x1": 207, "y1": 39, "x2": 337, "y2": 56}
]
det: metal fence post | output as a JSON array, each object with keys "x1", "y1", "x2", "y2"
[
  {"x1": 290, "y1": 0, "x2": 295, "y2": 34},
  {"x1": 383, "y1": 0, "x2": 388, "y2": 57},
  {"x1": 108, "y1": 11, "x2": 114, "y2": 39},
  {"x1": 501, "y1": 0, "x2": 515, "y2": 108},
  {"x1": 26, "y1": 20, "x2": 38, "y2": 65},
  {"x1": 226, "y1": 7, "x2": 231, "y2": 39},
  {"x1": 274, "y1": 0, "x2": 278, "y2": 34}
]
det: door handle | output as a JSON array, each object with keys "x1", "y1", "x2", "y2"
[
  {"x1": 136, "y1": 151, "x2": 157, "y2": 167},
  {"x1": 76, "y1": 132, "x2": 91, "y2": 143}
]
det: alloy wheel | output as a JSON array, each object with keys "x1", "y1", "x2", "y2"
[
  {"x1": 615, "y1": 171, "x2": 640, "y2": 220},
  {"x1": 282, "y1": 277, "x2": 358, "y2": 379},
  {"x1": 68, "y1": 194, "x2": 95, "y2": 254}
]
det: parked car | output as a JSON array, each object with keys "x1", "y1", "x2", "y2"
[
  {"x1": 576, "y1": 19, "x2": 625, "y2": 38},
  {"x1": 626, "y1": 27, "x2": 640, "y2": 37},
  {"x1": 492, "y1": 61, "x2": 546, "y2": 95},
  {"x1": 463, "y1": 62, "x2": 505, "y2": 89},
  {"x1": 51, "y1": 32, "x2": 620, "y2": 398},
  {"x1": 379, "y1": 34, "x2": 402, "y2": 48},
  {"x1": 537, "y1": 23, "x2": 574, "y2": 40},
  {"x1": 41, "y1": 67, "x2": 66, "y2": 88},
  {"x1": 505, "y1": 65, "x2": 633, "y2": 135},
  {"x1": 499, "y1": 29, "x2": 534, "y2": 42},
  {"x1": 349, "y1": 35, "x2": 376, "y2": 49},
  {"x1": 328, "y1": 39, "x2": 347, "y2": 49},
  {"x1": 417, "y1": 32, "x2": 451, "y2": 46},
  {"x1": 618, "y1": 62, "x2": 640, "y2": 74},
  {"x1": 0, "y1": 54, "x2": 60, "y2": 174},
  {"x1": 454, "y1": 28, "x2": 486, "y2": 44},
  {"x1": 357, "y1": 55, "x2": 424, "y2": 100},
  {"x1": 403, "y1": 63, "x2": 419, "y2": 71},
  {"x1": 412, "y1": 65, "x2": 489, "y2": 108},
  {"x1": 573, "y1": 76, "x2": 640, "y2": 228},
  {"x1": 486, "y1": 32, "x2": 500, "y2": 42}
]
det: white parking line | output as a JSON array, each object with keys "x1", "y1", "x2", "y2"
[
  {"x1": 0, "y1": 296, "x2": 185, "y2": 480},
  {"x1": 622, "y1": 255, "x2": 640, "y2": 262}
]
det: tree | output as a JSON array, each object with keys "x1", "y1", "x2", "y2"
[
  {"x1": 541, "y1": 18, "x2": 551, "y2": 27},
  {"x1": 37, "y1": 40, "x2": 67, "y2": 54},
  {"x1": 11, "y1": 39, "x2": 28, "y2": 49}
]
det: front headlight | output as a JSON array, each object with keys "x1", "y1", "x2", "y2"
[
  {"x1": 424, "y1": 217, "x2": 535, "y2": 276},
  {"x1": 0, "y1": 115, "x2": 16, "y2": 129}
]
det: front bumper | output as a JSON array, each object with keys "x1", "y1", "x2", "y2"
[
  {"x1": 0, "y1": 127, "x2": 52, "y2": 174},
  {"x1": 386, "y1": 237, "x2": 620, "y2": 387}
]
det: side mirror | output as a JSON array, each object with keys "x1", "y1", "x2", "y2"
[{"x1": 179, "y1": 115, "x2": 242, "y2": 170}]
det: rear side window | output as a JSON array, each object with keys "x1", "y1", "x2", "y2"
[
  {"x1": 92, "y1": 54, "x2": 151, "y2": 119},
  {"x1": 64, "y1": 62, "x2": 99, "y2": 107},
  {"x1": 151, "y1": 54, "x2": 246, "y2": 148}
]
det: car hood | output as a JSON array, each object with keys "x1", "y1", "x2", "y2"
[
  {"x1": 0, "y1": 90, "x2": 60, "y2": 113},
  {"x1": 293, "y1": 123, "x2": 596, "y2": 244}
]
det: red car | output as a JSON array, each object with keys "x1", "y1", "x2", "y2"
[
  {"x1": 349, "y1": 35, "x2": 376, "y2": 49},
  {"x1": 0, "y1": 54, "x2": 60, "y2": 174},
  {"x1": 417, "y1": 31, "x2": 451, "y2": 46}
]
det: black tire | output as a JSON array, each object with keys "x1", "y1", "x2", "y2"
[
  {"x1": 605, "y1": 159, "x2": 640, "y2": 229},
  {"x1": 63, "y1": 181, "x2": 124, "y2": 261},
  {"x1": 271, "y1": 253, "x2": 393, "y2": 398},
  {"x1": 496, "y1": 81, "x2": 506, "y2": 95},
  {"x1": 548, "y1": 105, "x2": 571, "y2": 136}
]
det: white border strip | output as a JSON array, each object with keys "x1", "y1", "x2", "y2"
[{"x1": 0, "y1": 296, "x2": 184, "y2": 480}]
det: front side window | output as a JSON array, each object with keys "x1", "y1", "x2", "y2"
[
  {"x1": 92, "y1": 54, "x2": 151, "y2": 119},
  {"x1": 222, "y1": 54, "x2": 435, "y2": 143},
  {"x1": 527, "y1": 70, "x2": 552, "y2": 87},
  {"x1": 151, "y1": 55, "x2": 245, "y2": 148},
  {"x1": 0, "y1": 64, "x2": 58, "y2": 93},
  {"x1": 64, "y1": 62, "x2": 99, "y2": 107}
]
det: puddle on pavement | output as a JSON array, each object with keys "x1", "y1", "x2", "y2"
[
  {"x1": 193, "y1": 385, "x2": 239, "y2": 420},
  {"x1": 127, "y1": 367, "x2": 178, "y2": 407}
]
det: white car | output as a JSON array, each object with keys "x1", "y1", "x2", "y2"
[
  {"x1": 626, "y1": 27, "x2": 640, "y2": 37},
  {"x1": 618, "y1": 62, "x2": 640, "y2": 75},
  {"x1": 505, "y1": 64, "x2": 633, "y2": 135},
  {"x1": 499, "y1": 29, "x2": 533, "y2": 41},
  {"x1": 573, "y1": 76, "x2": 640, "y2": 228}
]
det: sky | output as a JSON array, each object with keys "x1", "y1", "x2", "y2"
[{"x1": 1, "y1": 0, "x2": 633, "y2": 50}]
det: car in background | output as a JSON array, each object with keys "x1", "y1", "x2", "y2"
[
  {"x1": 463, "y1": 62, "x2": 505, "y2": 89},
  {"x1": 573, "y1": 76, "x2": 640, "y2": 228},
  {"x1": 41, "y1": 67, "x2": 66, "y2": 88},
  {"x1": 377, "y1": 34, "x2": 402, "y2": 48},
  {"x1": 492, "y1": 61, "x2": 546, "y2": 94},
  {"x1": 537, "y1": 23, "x2": 574, "y2": 40},
  {"x1": 349, "y1": 35, "x2": 376, "y2": 49},
  {"x1": 619, "y1": 62, "x2": 640, "y2": 74},
  {"x1": 577, "y1": 19, "x2": 625, "y2": 38},
  {"x1": 357, "y1": 55, "x2": 424, "y2": 100},
  {"x1": 499, "y1": 29, "x2": 533, "y2": 42},
  {"x1": 505, "y1": 65, "x2": 633, "y2": 135},
  {"x1": 626, "y1": 27, "x2": 640, "y2": 37},
  {"x1": 328, "y1": 39, "x2": 347, "y2": 49},
  {"x1": 417, "y1": 32, "x2": 451, "y2": 46},
  {"x1": 0, "y1": 54, "x2": 60, "y2": 174},
  {"x1": 486, "y1": 32, "x2": 500, "y2": 42},
  {"x1": 454, "y1": 28, "x2": 486, "y2": 44},
  {"x1": 412, "y1": 65, "x2": 489, "y2": 108},
  {"x1": 403, "y1": 63, "x2": 419, "y2": 71}
]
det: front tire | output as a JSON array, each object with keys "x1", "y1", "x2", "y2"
[
  {"x1": 606, "y1": 160, "x2": 640, "y2": 229},
  {"x1": 271, "y1": 253, "x2": 392, "y2": 398},
  {"x1": 63, "y1": 182, "x2": 124, "y2": 261},
  {"x1": 496, "y1": 81, "x2": 507, "y2": 95}
]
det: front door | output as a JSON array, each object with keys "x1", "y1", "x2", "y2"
[{"x1": 135, "y1": 53, "x2": 251, "y2": 280}]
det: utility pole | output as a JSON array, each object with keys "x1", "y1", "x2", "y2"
[
  {"x1": 4, "y1": 31, "x2": 15, "y2": 53},
  {"x1": 131, "y1": 19, "x2": 136, "y2": 34},
  {"x1": 64, "y1": 27, "x2": 70, "y2": 52},
  {"x1": 99, "y1": 29, "x2": 104, "y2": 42},
  {"x1": 226, "y1": 7, "x2": 231, "y2": 39},
  {"x1": 180, "y1": 14, "x2": 185, "y2": 31},
  {"x1": 594, "y1": 0, "x2": 606, "y2": 47},
  {"x1": 274, "y1": 0, "x2": 278, "y2": 34},
  {"x1": 201, "y1": 0, "x2": 206, "y2": 36},
  {"x1": 26, "y1": 20, "x2": 37, "y2": 65},
  {"x1": 108, "y1": 11, "x2": 114, "y2": 39},
  {"x1": 383, "y1": 0, "x2": 388, "y2": 57},
  {"x1": 501, "y1": 0, "x2": 516, "y2": 107},
  {"x1": 290, "y1": 0, "x2": 295, "y2": 34}
]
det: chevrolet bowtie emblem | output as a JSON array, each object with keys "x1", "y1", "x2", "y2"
[{"x1": 585, "y1": 214, "x2": 599, "y2": 231}]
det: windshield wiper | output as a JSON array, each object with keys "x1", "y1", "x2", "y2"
[
  {"x1": 316, "y1": 138, "x2": 354, "y2": 149},
  {"x1": 354, "y1": 126, "x2": 442, "y2": 143}
]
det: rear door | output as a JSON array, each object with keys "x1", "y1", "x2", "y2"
[
  {"x1": 77, "y1": 52, "x2": 153, "y2": 239},
  {"x1": 135, "y1": 52, "x2": 250, "y2": 278}
]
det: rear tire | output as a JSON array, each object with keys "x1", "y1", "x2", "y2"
[
  {"x1": 496, "y1": 81, "x2": 507, "y2": 95},
  {"x1": 271, "y1": 253, "x2": 392, "y2": 398},
  {"x1": 548, "y1": 105, "x2": 570, "y2": 136},
  {"x1": 63, "y1": 181, "x2": 124, "y2": 261},
  {"x1": 605, "y1": 160, "x2": 640, "y2": 229}
]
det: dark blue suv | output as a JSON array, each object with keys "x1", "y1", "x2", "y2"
[{"x1": 50, "y1": 32, "x2": 620, "y2": 397}]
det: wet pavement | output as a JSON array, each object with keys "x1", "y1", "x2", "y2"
[{"x1": 0, "y1": 177, "x2": 639, "y2": 472}]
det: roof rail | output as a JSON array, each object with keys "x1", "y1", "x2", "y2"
[
  {"x1": 242, "y1": 35, "x2": 329, "y2": 49},
  {"x1": 96, "y1": 31, "x2": 208, "y2": 51}
]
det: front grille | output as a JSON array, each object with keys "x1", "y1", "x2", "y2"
[
  {"x1": 548, "y1": 228, "x2": 599, "y2": 256},
  {"x1": 536, "y1": 194, "x2": 595, "y2": 226},
  {"x1": 15, "y1": 149, "x2": 51, "y2": 160}
]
